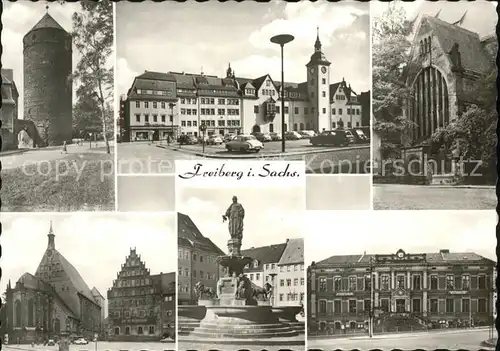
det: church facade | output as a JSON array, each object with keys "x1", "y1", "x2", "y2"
[
  {"x1": 121, "y1": 31, "x2": 366, "y2": 142},
  {"x1": 107, "y1": 248, "x2": 175, "y2": 341},
  {"x1": 4, "y1": 223, "x2": 102, "y2": 343},
  {"x1": 399, "y1": 4, "x2": 496, "y2": 172}
]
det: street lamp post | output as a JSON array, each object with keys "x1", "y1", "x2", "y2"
[
  {"x1": 200, "y1": 124, "x2": 207, "y2": 154},
  {"x1": 168, "y1": 102, "x2": 176, "y2": 145},
  {"x1": 270, "y1": 34, "x2": 294, "y2": 153}
]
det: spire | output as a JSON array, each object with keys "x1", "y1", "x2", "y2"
[
  {"x1": 314, "y1": 26, "x2": 322, "y2": 52},
  {"x1": 48, "y1": 221, "x2": 55, "y2": 249},
  {"x1": 46, "y1": 4, "x2": 49, "y2": 13},
  {"x1": 226, "y1": 63, "x2": 233, "y2": 78}
]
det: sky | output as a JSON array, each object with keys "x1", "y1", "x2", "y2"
[
  {"x1": 306, "y1": 175, "x2": 371, "y2": 210},
  {"x1": 116, "y1": 1, "x2": 371, "y2": 97},
  {"x1": 0, "y1": 213, "x2": 177, "y2": 318},
  {"x1": 306, "y1": 210, "x2": 496, "y2": 266},
  {"x1": 177, "y1": 187, "x2": 305, "y2": 253}
]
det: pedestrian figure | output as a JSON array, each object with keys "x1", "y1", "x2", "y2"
[{"x1": 61, "y1": 140, "x2": 67, "y2": 154}]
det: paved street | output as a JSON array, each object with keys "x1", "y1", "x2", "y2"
[
  {"x1": 180, "y1": 343, "x2": 304, "y2": 351},
  {"x1": 308, "y1": 328, "x2": 493, "y2": 350},
  {"x1": 117, "y1": 140, "x2": 369, "y2": 174},
  {"x1": 3, "y1": 341, "x2": 175, "y2": 351},
  {"x1": 117, "y1": 142, "x2": 194, "y2": 174},
  {"x1": 374, "y1": 184, "x2": 496, "y2": 210}
]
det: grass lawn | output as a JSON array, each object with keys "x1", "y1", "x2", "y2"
[{"x1": 1, "y1": 152, "x2": 114, "y2": 211}]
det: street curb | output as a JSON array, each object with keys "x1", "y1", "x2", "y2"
[
  {"x1": 0, "y1": 149, "x2": 30, "y2": 157},
  {"x1": 156, "y1": 144, "x2": 369, "y2": 159},
  {"x1": 480, "y1": 339, "x2": 497, "y2": 347},
  {"x1": 179, "y1": 337, "x2": 305, "y2": 346}
]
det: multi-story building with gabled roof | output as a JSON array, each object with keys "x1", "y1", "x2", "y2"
[{"x1": 121, "y1": 31, "x2": 367, "y2": 142}]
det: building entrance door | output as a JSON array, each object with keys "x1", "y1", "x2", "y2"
[{"x1": 396, "y1": 299, "x2": 406, "y2": 313}]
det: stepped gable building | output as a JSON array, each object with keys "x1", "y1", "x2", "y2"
[
  {"x1": 276, "y1": 238, "x2": 305, "y2": 307},
  {"x1": 23, "y1": 11, "x2": 73, "y2": 146},
  {"x1": 107, "y1": 249, "x2": 175, "y2": 341},
  {"x1": 122, "y1": 30, "x2": 366, "y2": 142},
  {"x1": 308, "y1": 249, "x2": 496, "y2": 334},
  {"x1": 4, "y1": 223, "x2": 102, "y2": 343},
  {"x1": 401, "y1": 2, "x2": 496, "y2": 166},
  {"x1": 241, "y1": 243, "x2": 287, "y2": 289},
  {"x1": 178, "y1": 213, "x2": 225, "y2": 305}
]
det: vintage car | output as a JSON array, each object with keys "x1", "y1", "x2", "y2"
[
  {"x1": 284, "y1": 131, "x2": 302, "y2": 140},
  {"x1": 226, "y1": 134, "x2": 264, "y2": 153},
  {"x1": 269, "y1": 132, "x2": 282, "y2": 141},
  {"x1": 349, "y1": 128, "x2": 369, "y2": 143},
  {"x1": 310, "y1": 130, "x2": 351, "y2": 146},
  {"x1": 73, "y1": 338, "x2": 88, "y2": 345},
  {"x1": 178, "y1": 134, "x2": 198, "y2": 145},
  {"x1": 207, "y1": 135, "x2": 223, "y2": 145},
  {"x1": 251, "y1": 132, "x2": 272, "y2": 142}
]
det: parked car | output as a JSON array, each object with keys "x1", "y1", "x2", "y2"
[
  {"x1": 251, "y1": 132, "x2": 271, "y2": 142},
  {"x1": 207, "y1": 135, "x2": 223, "y2": 145},
  {"x1": 73, "y1": 338, "x2": 88, "y2": 345},
  {"x1": 343, "y1": 130, "x2": 356, "y2": 144},
  {"x1": 178, "y1": 134, "x2": 198, "y2": 145},
  {"x1": 47, "y1": 340, "x2": 55, "y2": 346},
  {"x1": 285, "y1": 131, "x2": 302, "y2": 140},
  {"x1": 298, "y1": 131, "x2": 311, "y2": 139},
  {"x1": 223, "y1": 133, "x2": 236, "y2": 142},
  {"x1": 349, "y1": 128, "x2": 369, "y2": 143},
  {"x1": 197, "y1": 135, "x2": 210, "y2": 143},
  {"x1": 310, "y1": 130, "x2": 351, "y2": 146},
  {"x1": 269, "y1": 132, "x2": 282, "y2": 141},
  {"x1": 226, "y1": 135, "x2": 264, "y2": 153},
  {"x1": 262, "y1": 133, "x2": 273, "y2": 142},
  {"x1": 359, "y1": 126, "x2": 370, "y2": 140}
]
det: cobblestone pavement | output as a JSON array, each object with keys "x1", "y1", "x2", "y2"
[
  {"x1": 374, "y1": 184, "x2": 496, "y2": 210},
  {"x1": 308, "y1": 328, "x2": 493, "y2": 350}
]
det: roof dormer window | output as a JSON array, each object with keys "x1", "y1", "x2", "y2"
[{"x1": 253, "y1": 260, "x2": 259, "y2": 268}]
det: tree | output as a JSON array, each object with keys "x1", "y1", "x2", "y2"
[
  {"x1": 429, "y1": 66, "x2": 497, "y2": 169},
  {"x1": 372, "y1": 1, "x2": 415, "y2": 159},
  {"x1": 72, "y1": 0, "x2": 113, "y2": 153}
]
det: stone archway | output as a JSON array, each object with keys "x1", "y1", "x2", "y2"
[{"x1": 252, "y1": 125, "x2": 261, "y2": 133}]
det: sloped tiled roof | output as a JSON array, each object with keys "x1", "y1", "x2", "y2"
[
  {"x1": 316, "y1": 251, "x2": 495, "y2": 266},
  {"x1": 28, "y1": 13, "x2": 67, "y2": 33},
  {"x1": 424, "y1": 15, "x2": 492, "y2": 74},
  {"x1": 278, "y1": 238, "x2": 304, "y2": 265},
  {"x1": 178, "y1": 213, "x2": 226, "y2": 255},
  {"x1": 91, "y1": 287, "x2": 104, "y2": 300},
  {"x1": 241, "y1": 243, "x2": 287, "y2": 271}
]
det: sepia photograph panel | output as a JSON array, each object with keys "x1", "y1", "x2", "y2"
[
  {"x1": 116, "y1": 1, "x2": 370, "y2": 175},
  {"x1": 117, "y1": 176, "x2": 175, "y2": 212},
  {"x1": 175, "y1": 160, "x2": 306, "y2": 351},
  {"x1": 1, "y1": 1, "x2": 115, "y2": 212},
  {"x1": 306, "y1": 210, "x2": 496, "y2": 350},
  {"x1": 372, "y1": 0, "x2": 496, "y2": 210},
  {"x1": 0, "y1": 213, "x2": 176, "y2": 351}
]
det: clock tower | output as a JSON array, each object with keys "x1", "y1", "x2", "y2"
[{"x1": 306, "y1": 27, "x2": 331, "y2": 132}]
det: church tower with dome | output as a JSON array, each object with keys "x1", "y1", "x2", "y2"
[
  {"x1": 306, "y1": 27, "x2": 332, "y2": 132},
  {"x1": 23, "y1": 9, "x2": 73, "y2": 146}
]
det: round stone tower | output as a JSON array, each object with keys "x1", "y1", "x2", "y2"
[{"x1": 23, "y1": 12, "x2": 72, "y2": 146}]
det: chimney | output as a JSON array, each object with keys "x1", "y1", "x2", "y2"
[
  {"x1": 47, "y1": 221, "x2": 55, "y2": 249},
  {"x1": 439, "y1": 249, "x2": 450, "y2": 254}
]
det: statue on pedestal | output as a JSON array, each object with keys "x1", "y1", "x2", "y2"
[
  {"x1": 222, "y1": 196, "x2": 245, "y2": 241},
  {"x1": 194, "y1": 282, "x2": 215, "y2": 300}
]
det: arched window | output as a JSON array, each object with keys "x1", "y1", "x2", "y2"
[
  {"x1": 350, "y1": 321, "x2": 357, "y2": 329},
  {"x1": 293, "y1": 123, "x2": 298, "y2": 131},
  {"x1": 299, "y1": 123, "x2": 304, "y2": 130},
  {"x1": 409, "y1": 67, "x2": 449, "y2": 140},
  {"x1": 15, "y1": 301, "x2": 22, "y2": 327},
  {"x1": 114, "y1": 327, "x2": 120, "y2": 335},
  {"x1": 138, "y1": 326, "x2": 143, "y2": 335}
]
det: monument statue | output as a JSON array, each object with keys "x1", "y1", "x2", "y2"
[
  {"x1": 222, "y1": 196, "x2": 245, "y2": 240},
  {"x1": 194, "y1": 282, "x2": 214, "y2": 300}
]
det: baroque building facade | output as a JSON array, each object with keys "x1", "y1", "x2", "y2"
[
  {"x1": 308, "y1": 249, "x2": 496, "y2": 335},
  {"x1": 120, "y1": 31, "x2": 366, "y2": 142},
  {"x1": 107, "y1": 249, "x2": 175, "y2": 341},
  {"x1": 23, "y1": 12, "x2": 73, "y2": 146},
  {"x1": 177, "y1": 213, "x2": 225, "y2": 305},
  {"x1": 4, "y1": 223, "x2": 102, "y2": 343}
]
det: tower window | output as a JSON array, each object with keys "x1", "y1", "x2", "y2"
[
  {"x1": 322, "y1": 91, "x2": 326, "y2": 97},
  {"x1": 322, "y1": 78, "x2": 326, "y2": 84}
]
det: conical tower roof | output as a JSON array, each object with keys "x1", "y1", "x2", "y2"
[{"x1": 28, "y1": 13, "x2": 67, "y2": 33}]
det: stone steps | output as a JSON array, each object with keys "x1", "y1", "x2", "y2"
[{"x1": 189, "y1": 321, "x2": 299, "y2": 339}]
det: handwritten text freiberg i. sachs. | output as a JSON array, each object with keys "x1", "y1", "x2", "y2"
[{"x1": 178, "y1": 163, "x2": 300, "y2": 181}]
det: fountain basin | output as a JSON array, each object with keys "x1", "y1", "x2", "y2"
[{"x1": 271, "y1": 305, "x2": 302, "y2": 323}]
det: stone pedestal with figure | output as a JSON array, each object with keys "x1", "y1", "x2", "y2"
[{"x1": 180, "y1": 196, "x2": 302, "y2": 343}]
